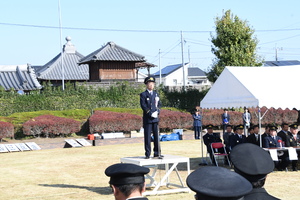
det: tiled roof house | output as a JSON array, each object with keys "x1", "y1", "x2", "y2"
[{"x1": 35, "y1": 36, "x2": 89, "y2": 86}]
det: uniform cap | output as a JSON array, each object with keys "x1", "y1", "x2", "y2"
[
  {"x1": 205, "y1": 124, "x2": 214, "y2": 129},
  {"x1": 186, "y1": 166, "x2": 252, "y2": 200},
  {"x1": 230, "y1": 143, "x2": 274, "y2": 182},
  {"x1": 289, "y1": 123, "x2": 298, "y2": 129},
  {"x1": 236, "y1": 124, "x2": 244, "y2": 130},
  {"x1": 269, "y1": 125, "x2": 278, "y2": 131},
  {"x1": 144, "y1": 76, "x2": 155, "y2": 84},
  {"x1": 105, "y1": 163, "x2": 150, "y2": 185}
]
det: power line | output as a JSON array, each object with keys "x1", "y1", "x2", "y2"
[{"x1": 1, "y1": 22, "x2": 300, "y2": 33}]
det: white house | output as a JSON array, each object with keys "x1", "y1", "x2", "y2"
[{"x1": 152, "y1": 63, "x2": 211, "y2": 88}]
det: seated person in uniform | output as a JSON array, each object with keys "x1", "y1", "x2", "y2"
[
  {"x1": 246, "y1": 125, "x2": 261, "y2": 146},
  {"x1": 223, "y1": 124, "x2": 233, "y2": 153},
  {"x1": 288, "y1": 123, "x2": 300, "y2": 171},
  {"x1": 229, "y1": 124, "x2": 247, "y2": 149},
  {"x1": 203, "y1": 124, "x2": 223, "y2": 164},
  {"x1": 186, "y1": 166, "x2": 252, "y2": 200},
  {"x1": 263, "y1": 125, "x2": 290, "y2": 171},
  {"x1": 230, "y1": 143, "x2": 280, "y2": 200},
  {"x1": 105, "y1": 163, "x2": 149, "y2": 200},
  {"x1": 277, "y1": 123, "x2": 291, "y2": 147}
]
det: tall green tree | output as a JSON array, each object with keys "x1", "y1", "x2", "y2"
[{"x1": 207, "y1": 10, "x2": 263, "y2": 82}]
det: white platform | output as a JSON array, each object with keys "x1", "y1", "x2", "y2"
[{"x1": 120, "y1": 154, "x2": 190, "y2": 196}]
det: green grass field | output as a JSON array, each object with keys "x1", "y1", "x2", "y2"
[{"x1": 1, "y1": 139, "x2": 299, "y2": 200}]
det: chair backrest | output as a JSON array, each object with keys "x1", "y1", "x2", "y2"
[{"x1": 211, "y1": 142, "x2": 224, "y2": 149}]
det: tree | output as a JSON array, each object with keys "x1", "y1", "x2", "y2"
[{"x1": 207, "y1": 10, "x2": 263, "y2": 82}]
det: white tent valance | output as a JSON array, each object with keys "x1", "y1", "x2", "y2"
[{"x1": 200, "y1": 66, "x2": 300, "y2": 110}]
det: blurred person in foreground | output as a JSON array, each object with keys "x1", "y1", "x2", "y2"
[
  {"x1": 186, "y1": 166, "x2": 252, "y2": 200},
  {"x1": 105, "y1": 163, "x2": 149, "y2": 200},
  {"x1": 231, "y1": 143, "x2": 280, "y2": 200}
]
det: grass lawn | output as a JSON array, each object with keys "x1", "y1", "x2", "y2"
[{"x1": 1, "y1": 139, "x2": 299, "y2": 200}]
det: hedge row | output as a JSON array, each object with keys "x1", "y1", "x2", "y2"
[
  {"x1": 0, "y1": 121, "x2": 14, "y2": 140},
  {"x1": 22, "y1": 115, "x2": 81, "y2": 137},
  {"x1": 1, "y1": 107, "x2": 298, "y2": 139},
  {"x1": 89, "y1": 111, "x2": 141, "y2": 133},
  {"x1": 201, "y1": 107, "x2": 298, "y2": 127}
]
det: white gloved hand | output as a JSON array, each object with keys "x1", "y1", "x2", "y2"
[{"x1": 151, "y1": 111, "x2": 158, "y2": 118}]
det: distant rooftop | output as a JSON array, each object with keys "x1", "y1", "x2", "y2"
[
  {"x1": 152, "y1": 63, "x2": 206, "y2": 77},
  {"x1": 36, "y1": 36, "x2": 89, "y2": 80},
  {"x1": 79, "y1": 41, "x2": 146, "y2": 64},
  {"x1": 0, "y1": 64, "x2": 42, "y2": 90},
  {"x1": 264, "y1": 60, "x2": 300, "y2": 66}
]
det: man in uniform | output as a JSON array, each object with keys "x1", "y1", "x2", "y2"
[
  {"x1": 230, "y1": 143, "x2": 280, "y2": 200},
  {"x1": 277, "y1": 123, "x2": 291, "y2": 147},
  {"x1": 288, "y1": 123, "x2": 300, "y2": 171},
  {"x1": 229, "y1": 124, "x2": 247, "y2": 149},
  {"x1": 223, "y1": 124, "x2": 233, "y2": 153},
  {"x1": 140, "y1": 76, "x2": 162, "y2": 159},
  {"x1": 263, "y1": 125, "x2": 289, "y2": 171},
  {"x1": 192, "y1": 109, "x2": 202, "y2": 139},
  {"x1": 246, "y1": 125, "x2": 261, "y2": 146},
  {"x1": 203, "y1": 124, "x2": 222, "y2": 164},
  {"x1": 186, "y1": 166, "x2": 252, "y2": 200},
  {"x1": 105, "y1": 163, "x2": 149, "y2": 200}
]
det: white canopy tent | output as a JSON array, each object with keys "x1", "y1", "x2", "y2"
[
  {"x1": 200, "y1": 65, "x2": 300, "y2": 148},
  {"x1": 201, "y1": 66, "x2": 300, "y2": 110}
]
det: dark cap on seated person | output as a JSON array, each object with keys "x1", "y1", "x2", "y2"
[
  {"x1": 230, "y1": 143, "x2": 274, "y2": 182},
  {"x1": 105, "y1": 163, "x2": 150, "y2": 185},
  {"x1": 186, "y1": 166, "x2": 252, "y2": 200},
  {"x1": 269, "y1": 125, "x2": 278, "y2": 131},
  {"x1": 289, "y1": 123, "x2": 298, "y2": 129},
  {"x1": 205, "y1": 124, "x2": 214, "y2": 129},
  {"x1": 144, "y1": 76, "x2": 155, "y2": 84},
  {"x1": 236, "y1": 124, "x2": 244, "y2": 130}
]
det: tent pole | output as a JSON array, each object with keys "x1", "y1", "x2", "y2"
[
  {"x1": 199, "y1": 108, "x2": 207, "y2": 165},
  {"x1": 258, "y1": 107, "x2": 262, "y2": 147}
]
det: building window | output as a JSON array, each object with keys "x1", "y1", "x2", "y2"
[{"x1": 173, "y1": 79, "x2": 177, "y2": 85}]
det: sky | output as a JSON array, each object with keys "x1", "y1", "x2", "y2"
[{"x1": 1, "y1": 0, "x2": 300, "y2": 74}]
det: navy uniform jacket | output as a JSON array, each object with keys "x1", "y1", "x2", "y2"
[
  {"x1": 140, "y1": 90, "x2": 161, "y2": 124},
  {"x1": 288, "y1": 133, "x2": 300, "y2": 147},
  {"x1": 246, "y1": 134, "x2": 261, "y2": 146},
  {"x1": 192, "y1": 113, "x2": 202, "y2": 127},
  {"x1": 263, "y1": 135, "x2": 282, "y2": 148},
  {"x1": 203, "y1": 133, "x2": 222, "y2": 151},
  {"x1": 229, "y1": 134, "x2": 247, "y2": 149},
  {"x1": 244, "y1": 188, "x2": 280, "y2": 200}
]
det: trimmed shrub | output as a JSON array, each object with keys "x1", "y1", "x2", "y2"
[
  {"x1": 89, "y1": 111, "x2": 142, "y2": 133},
  {"x1": 0, "y1": 121, "x2": 14, "y2": 140},
  {"x1": 23, "y1": 115, "x2": 81, "y2": 137},
  {"x1": 201, "y1": 107, "x2": 298, "y2": 127},
  {"x1": 159, "y1": 109, "x2": 193, "y2": 131}
]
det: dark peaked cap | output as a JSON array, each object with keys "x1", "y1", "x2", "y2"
[
  {"x1": 230, "y1": 143, "x2": 274, "y2": 182},
  {"x1": 186, "y1": 166, "x2": 252, "y2": 200},
  {"x1": 105, "y1": 163, "x2": 150, "y2": 185},
  {"x1": 144, "y1": 76, "x2": 155, "y2": 84}
]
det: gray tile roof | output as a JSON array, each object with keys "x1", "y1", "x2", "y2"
[
  {"x1": 188, "y1": 67, "x2": 206, "y2": 77},
  {"x1": 0, "y1": 64, "x2": 42, "y2": 91},
  {"x1": 152, "y1": 63, "x2": 189, "y2": 77},
  {"x1": 79, "y1": 41, "x2": 146, "y2": 64},
  {"x1": 264, "y1": 60, "x2": 300, "y2": 66},
  {"x1": 36, "y1": 37, "x2": 89, "y2": 80}
]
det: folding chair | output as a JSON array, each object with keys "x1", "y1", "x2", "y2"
[{"x1": 210, "y1": 142, "x2": 231, "y2": 167}]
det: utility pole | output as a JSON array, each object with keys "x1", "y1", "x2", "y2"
[
  {"x1": 58, "y1": 0, "x2": 64, "y2": 90},
  {"x1": 181, "y1": 31, "x2": 186, "y2": 90},
  {"x1": 275, "y1": 44, "x2": 283, "y2": 61},
  {"x1": 159, "y1": 49, "x2": 161, "y2": 85}
]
